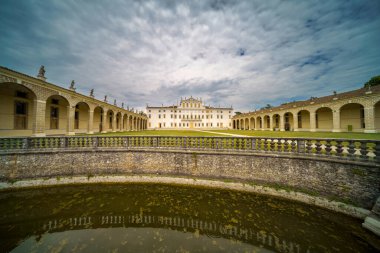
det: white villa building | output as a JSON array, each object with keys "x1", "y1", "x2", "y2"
[{"x1": 146, "y1": 97, "x2": 233, "y2": 129}]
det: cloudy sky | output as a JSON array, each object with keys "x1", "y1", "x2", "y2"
[{"x1": 1, "y1": 0, "x2": 379, "y2": 112}]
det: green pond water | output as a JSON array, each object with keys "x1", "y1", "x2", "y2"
[{"x1": 0, "y1": 183, "x2": 379, "y2": 253}]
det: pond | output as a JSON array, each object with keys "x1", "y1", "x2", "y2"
[{"x1": 0, "y1": 183, "x2": 379, "y2": 252}]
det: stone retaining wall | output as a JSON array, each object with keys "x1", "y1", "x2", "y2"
[{"x1": 0, "y1": 149, "x2": 379, "y2": 210}]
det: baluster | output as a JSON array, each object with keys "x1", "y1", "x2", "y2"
[
  {"x1": 335, "y1": 140, "x2": 343, "y2": 157},
  {"x1": 315, "y1": 140, "x2": 322, "y2": 155},
  {"x1": 270, "y1": 139, "x2": 275, "y2": 152},
  {"x1": 360, "y1": 141, "x2": 369, "y2": 161},
  {"x1": 322, "y1": 139, "x2": 329, "y2": 156},
  {"x1": 284, "y1": 140, "x2": 290, "y2": 152},
  {"x1": 291, "y1": 140, "x2": 297, "y2": 153},
  {"x1": 346, "y1": 140, "x2": 356, "y2": 160},
  {"x1": 305, "y1": 140, "x2": 312, "y2": 154},
  {"x1": 263, "y1": 139, "x2": 268, "y2": 151}
]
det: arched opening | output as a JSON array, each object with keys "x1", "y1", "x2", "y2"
[
  {"x1": 116, "y1": 112, "x2": 122, "y2": 131},
  {"x1": 0, "y1": 82, "x2": 37, "y2": 136},
  {"x1": 240, "y1": 119, "x2": 244, "y2": 130},
  {"x1": 297, "y1": 110, "x2": 310, "y2": 130},
  {"x1": 375, "y1": 101, "x2": 380, "y2": 132},
  {"x1": 250, "y1": 117, "x2": 255, "y2": 130},
  {"x1": 129, "y1": 116, "x2": 133, "y2": 130},
  {"x1": 232, "y1": 120, "x2": 236, "y2": 129},
  {"x1": 256, "y1": 117, "x2": 262, "y2": 129},
  {"x1": 106, "y1": 110, "x2": 114, "y2": 131},
  {"x1": 284, "y1": 112, "x2": 294, "y2": 131},
  {"x1": 316, "y1": 107, "x2": 333, "y2": 131},
  {"x1": 263, "y1": 115, "x2": 270, "y2": 129},
  {"x1": 45, "y1": 95, "x2": 70, "y2": 135},
  {"x1": 245, "y1": 118, "x2": 249, "y2": 130},
  {"x1": 74, "y1": 102, "x2": 90, "y2": 134},
  {"x1": 272, "y1": 114, "x2": 280, "y2": 130},
  {"x1": 93, "y1": 106, "x2": 103, "y2": 133},
  {"x1": 340, "y1": 103, "x2": 365, "y2": 132},
  {"x1": 236, "y1": 120, "x2": 240, "y2": 130},
  {"x1": 123, "y1": 114, "x2": 128, "y2": 131},
  {"x1": 133, "y1": 117, "x2": 137, "y2": 130}
]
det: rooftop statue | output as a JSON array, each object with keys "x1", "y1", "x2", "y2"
[
  {"x1": 37, "y1": 65, "x2": 46, "y2": 80},
  {"x1": 90, "y1": 89, "x2": 94, "y2": 97},
  {"x1": 104, "y1": 95, "x2": 108, "y2": 102},
  {"x1": 69, "y1": 80, "x2": 76, "y2": 91}
]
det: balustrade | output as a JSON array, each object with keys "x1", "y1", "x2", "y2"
[{"x1": 0, "y1": 136, "x2": 378, "y2": 163}]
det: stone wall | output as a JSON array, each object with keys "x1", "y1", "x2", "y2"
[{"x1": 0, "y1": 149, "x2": 379, "y2": 209}]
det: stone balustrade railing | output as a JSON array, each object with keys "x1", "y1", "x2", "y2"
[{"x1": 0, "y1": 136, "x2": 379, "y2": 163}]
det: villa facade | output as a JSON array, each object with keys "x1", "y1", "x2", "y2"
[
  {"x1": 233, "y1": 86, "x2": 380, "y2": 133},
  {"x1": 0, "y1": 66, "x2": 148, "y2": 137},
  {"x1": 146, "y1": 97, "x2": 233, "y2": 129}
]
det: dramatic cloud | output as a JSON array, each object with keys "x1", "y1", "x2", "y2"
[{"x1": 1, "y1": 0, "x2": 379, "y2": 111}]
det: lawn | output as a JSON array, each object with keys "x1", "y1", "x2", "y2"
[
  {"x1": 82, "y1": 129, "x2": 380, "y2": 140},
  {"x1": 85, "y1": 130, "x2": 227, "y2": 137},
  {"x1": 211, "y1": 130, "x2": 380, "y2": 140}
]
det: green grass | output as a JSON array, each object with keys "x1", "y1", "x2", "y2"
[
  {"x1": 83, "y1": 130, "x2": 227, "y2": 137},
  {"x1": 79, "y1": 129, "x2": 380, "y2": 140},
  {"x1": 211, "y1": 130, "x2": 380, "y2": 140}
]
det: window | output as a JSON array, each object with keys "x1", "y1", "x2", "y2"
[
  {"x1": 163, "y1": 114, "x2": 166, "y2": 118},
  {"x1": 149, "y1": 114, "x2": 151, "y2": 118},
  {"x1": 158, "y1": 114, "x2": 161, "y2": 119},
  {"x1": 50, "y1": 107, "x2": 59, "y2": 129},
  {"x1": 14, "y1": 101, "x2": 27, "y2": 129}
]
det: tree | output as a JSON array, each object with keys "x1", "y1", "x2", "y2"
[
  {"x1": 260, "y1": 104, "x2": 273, "y2": 110},
  {"x1": 364, "y1": 75, "x2": 380, "y2": 88},
  {"x1": 235, "y1": 112, "x2": 242, "y2": 115}
]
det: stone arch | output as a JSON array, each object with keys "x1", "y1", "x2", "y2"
[
  {"x1": 45, "y1": 94, "x2": 70, "y2": 135},
  {"x1": 244, "y1": 118, "x2": 249, "y2": 130},
  {"x1": 240, "y1": 118, "x2": 244, "y2": 130},
  {"x1": 256, "y1": 116, "x2": 262, "y2": 129},
  {"x1": 133, "y1": 116, "x2": 137, "y2": 130},
  {"x1": 339, "y1": 103, "x2": 365, "y2": 132},
  {"x1": 106, "y1": 109, "x2": 115, "y2": 131},
  {"x1": 0, "y1": 82, "x2": 37, "y2": 136},
  {"x1": 93, "y1": 106, "x2": 104, "y2": 133},
  {"x1": 236, "y1": 119, "x2": 240, "y2": 130},
  {"x1": 74, "y1": 102, "x2": 90, "y2": 133},
  {"x1": 263, "y1": 115, "x2": 270, "y2": 129},
  {"x1": 122, "y1": 114, "x2": 128, "y2": 131},
  {"x1": 128, "y1": 115, "x2": 133, "y2": 130},
  {"x1": 283, "y1": 112, "x2": 294, "y2": 131},
  {"x1": 315, "y1": 107, "x2": 333, "y2": 130},
  {"x1": 116, "y1": 112, "x2": 122, "y2": 131},
  {"x1": 297, "y1": 110, "x2": 310, "y2": 130},
  {"x1": 272, "y1": 114, "x2": 280, "y2": 130},
  {"x1": 250, "y1": 117, "x2": 255, "y2": 130}
]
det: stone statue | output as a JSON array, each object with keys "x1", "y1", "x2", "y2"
[
  {"x1": 69, "y1": 80, "x2": 76, "y2": 91},
  {"x1": 104, "y1": 95, "x2": 108, "y2": 102},
  {"x1": 90, "y1": 89, "x2": 94, "y2": 97},
  {"x1": 37, "y1": 65, "x2": 46, "y2": 80},
  {"x1": 121, "y1": 102, "x2": 124, "y2": 108},
  {"x1": 114, "y1": 99, "x2": 117, "y2": 106},
  {"x1": 38, "y1": 65, "x2": 45, "y2": 77}
]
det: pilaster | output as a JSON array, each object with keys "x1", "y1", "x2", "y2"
[
  {"x1": 87, "y1": 110, "x2": 94, "y2": 134},
  {"x1": 332, "y1": 109, "x2": 341, "y2": 132},
  {"x1": 32, "y1": 100, "x2": 46, "y2": 137},
  {"x1": 66, "y1": 106, "x2": 75, "y2": 135},
  {"x1": 364, "y1": 106, "x2": 376, "y2": 133}
]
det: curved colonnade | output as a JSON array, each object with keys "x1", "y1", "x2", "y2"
[
  {"x1": 233, "y1": 87, "x2": 380, "y2": 133},
  {"x1": 0, "y1": 67, "x2": 148, "y2": 136}
]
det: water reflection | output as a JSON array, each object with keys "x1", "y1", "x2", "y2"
[{"x1": 0, "y1": 184, "x2": 378, "y2": 252}]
